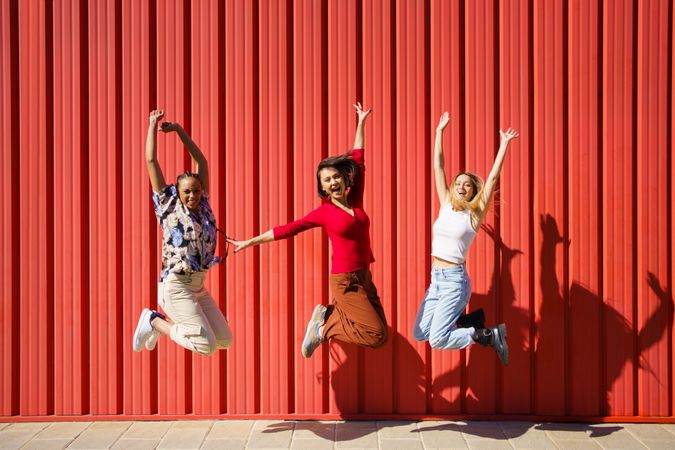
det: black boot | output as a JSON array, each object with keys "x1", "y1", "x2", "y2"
[
  {"x1": 457, "y1": 308, "x2": 486, "y2": 329},
  {"x1": 473, "y1": 323, "x2": 509, "y2": 366}
]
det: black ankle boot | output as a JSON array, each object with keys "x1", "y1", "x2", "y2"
[
  {"x1": 457, "y1": 308, "x2": 486, "y2": 329},
  {"x1": 473, "y1": 323, "x2": 509, "y2": 366}
]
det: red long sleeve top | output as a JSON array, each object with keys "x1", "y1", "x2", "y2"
[{"x1": 273, "y1": 148, "x2": 375, "y2": 274}]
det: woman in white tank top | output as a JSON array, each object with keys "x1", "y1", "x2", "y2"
[{"x1": 412, "y1": 112, "x2": 518, "y2": 365}]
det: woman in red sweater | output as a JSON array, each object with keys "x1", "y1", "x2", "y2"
[{"x1": 228, "y1": 103, "x2": 387, "y2": 358}]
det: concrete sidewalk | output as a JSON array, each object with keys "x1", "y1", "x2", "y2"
[{"x1": 1, "y1": 419, "x2": 674, "y2": 449}]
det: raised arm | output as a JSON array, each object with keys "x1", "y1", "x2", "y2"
[
  {"x1": 434, "y1": 112, "x2": 451, "y2": 206},
  {"x1": 146, "y1": 110, "x2": 168, "y2": 192},
  {"x1": 352, "y1": 102, "x2": 372, "y2": 149},
  {"x1": 160, "y1": 121, "x2": 210, "y2": 193},
  {"x1": 477, "y1": 127, "x2": 519, "y2": 217}
]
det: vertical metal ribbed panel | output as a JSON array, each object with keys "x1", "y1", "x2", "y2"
[
  {"x1": 498, "y1": 0, "x2": 532, "y2": 415},
  {"x1": 0, "y1": 0, "x2": 19, "y2": 417},
  {"x1": 258, "y1": 0, "x2": 293, "y2": 414},
  {"x1": 636, "y1": 0, "x2": 670, "y2": 417},
  {"x1": 532, "y1": 0, "x2": 566, "y2": 416},
  {"x1": 225, "y1": 0, "x2": 259, "y2": 414},
  {"x1": 394, "y1": 0, "x2": 428, "y2": 414},
  {"x1": 568, "y1": 0, "x2": 601, "y2": 416},
  {"x1": 88, "y1": 0, "x2": 122, "y2": 415},
  {"x1": 53, "y1": 0, "x2": 88, "y2": 415},
  {"x1": 121, "y1": 0, "x2": 157, "y2": 415},
  {"x1": 602, "y1": 0, "x2": 636, "y2": 417},
  {"x1": 292, "y1": 0, "x2": 327, "y2": 415},
  {"x1": 18, "y1": 0, "x2": 53, "y2": 416},
  {"x1": 2, "y1": 0, "x2": 675, "y2": 420}
]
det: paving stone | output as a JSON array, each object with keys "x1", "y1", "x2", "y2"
[
  {"x1": 20, "y1": 438, "x2": 72, "y2": 450},
  {"x1": 248, "y1": 420, "x2": 294, "y2": 449},
  {"x1": 67, "y1": 427, "x2": 130, "y2": 449},
  {"x1": 552, "y1": 439, "x2": 602, "y2": 449},
  {"x1": 0, "y1": 424, "x2": 8, "y2": 431},
  {"x1": 415, "y1": 421, "x2": 467, "y2": 449},
  {"x1": 335, "y1": 422, "x2": 378, "y2": 449},
  {"x1": 498, "y1": 421, "x2": 557, "y2": 448},
  {"x1": 624, "y1": 423, "x2": 675, "y2": 440},
  {"x1": 457, "y1": 421, "x2": 508, "y2": 440},
  {"x1": 377, "y1": 421, "x2": 419, "y2": 438},
  {"x1": 293, "y1": 421, "x2": 335, "y2": 440},
  {"x1": 207, "y1": 420, "x2": 255, "y2": 439},
  {"x1": 535, "y1": 422, "x2": 597, "y2": 440},
  {"x1": 170, "y1": 420, "x2": 213, "y2": 430},
  {"x1": 200, "y1": 438, "x2": 247, "y2": 449},
  {"x1": 659, "y1": 423, "x2": 675, "y2": 436},
  {"x1": 158, "y1": 427, "x2": 209, "y2": 449},
  {"x1": 589, "y1": 426, "x2": 648, "y2": 450},
  {"x1": 88, "y1": 421, "x2": 132, "y2": 430},
  {"x1": 33, "y1": 422, "x2": 90, "y2": 440},
  {"x1": 6, "y1": 422, "x2": 51, "y2": 431},
  {"x1": 123, "y1": 421, "x2": 172, "y2": 439},
  {"x1": 635, "y1": 440, "x2": 675, "y2": 450},
  {"x1": 0, "y1": 430, "x2": 40, "y2": 450},
  {"x1": 378, "y1": 438, "x2": 424, "y2": 449},
  {"x1": 111, "y1": 438, "x2": 161, "y2": 450},
  {"x1": 335, "y1": 421, "x2": 378, "y2": 448},
  {"x1": 466, "y1": 441, "x2": 513, "y2": 450},
  {"x1": 291, "y1": 438, "x2": 335, "y2": 450}
]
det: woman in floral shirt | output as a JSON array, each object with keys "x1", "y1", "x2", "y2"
[{"x1": 132, "y1": 110, "x2": 232, "y2": 355}]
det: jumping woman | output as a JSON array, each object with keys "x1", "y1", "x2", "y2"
[
  {"x1": 132, "y1": 109, "x2": 232, "y2": 355},
  {"x1": 412, "y1": 112, "x2": 518, "y2": 365},
  {"x1": 227, "y1": 103, "x2": 387, "y2": 358}
]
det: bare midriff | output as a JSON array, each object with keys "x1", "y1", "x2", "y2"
[{"x1": 432, "y1": 255, "x2": 463, "y2": 267}]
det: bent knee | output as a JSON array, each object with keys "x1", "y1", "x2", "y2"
[
  {"x1": 366, "y1": 327, "x2": 388, "y2": 349},
  {"x1": 412, "y1": 327, "x2": 429, "y2": 342},
  {"x1": 216, "y1": 336, "x2": 232, "y2": 349},
  {"x1": 428, "y1": 333, "x2": 449, "y2": 350},
  {"x1": 194, "y1": 340, "x2": 217, "y2": 356}
]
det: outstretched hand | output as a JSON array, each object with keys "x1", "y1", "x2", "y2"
[
  {"x1": 225, "y1": 238, "x2": 250, "y2": 253},
  {"x1": 149, "y1": 109, "x2": 164, "y2": 127},
  {"x1": 437, "y1": 112, "x2": 450, "y2": 132},
  {"x1": 500, "y1": 127, "x2": 519, "y2": 142},
  {"x1": 353, "y1": 102, "x2": 372, "y2": 122}
]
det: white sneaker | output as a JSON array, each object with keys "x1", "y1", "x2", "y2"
[
  {"x1": 145, "y1": 330, "x2": 161, "y2": 351},
  {"x1": 132, "y1": 308, "x2": 154, "y2": 352},
  {"x1": 301, "y1": 304, "x2": 326, "y2": 358}
]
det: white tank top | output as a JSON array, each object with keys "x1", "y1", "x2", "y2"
[{"x1": 431, "y1": 204, "x2": 477, "y2": 264}]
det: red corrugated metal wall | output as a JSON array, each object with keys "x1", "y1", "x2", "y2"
[{"x1": 1, "y1": 0, "x2": 674, "y2": 419}]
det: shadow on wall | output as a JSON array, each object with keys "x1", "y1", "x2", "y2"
[
  {"x1": 261, "y1": 214, "x2": 672, "y2": 440},
  {"x1": 538, "y1": 214, "x2": 673, "y2": 415}
]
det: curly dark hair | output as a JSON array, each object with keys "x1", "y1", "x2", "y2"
[{"x1": 315, "y1": 153, "x2": 360, "y2": 198}]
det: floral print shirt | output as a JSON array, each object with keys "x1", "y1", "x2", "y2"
[{"x1": 153, "y1": 184, "x2": 221, "y2": 281}]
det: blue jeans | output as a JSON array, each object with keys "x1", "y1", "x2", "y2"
[{"x1": 412, "y1": 265, "x2": 474, "y2": 349}]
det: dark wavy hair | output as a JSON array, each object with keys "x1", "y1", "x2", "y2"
[
  {"x1": 176, "y1": 171, "x2": 203, "y2": 188},
  {"x1": 315, "y1": 153, "x2": 360, "y2": 198}
]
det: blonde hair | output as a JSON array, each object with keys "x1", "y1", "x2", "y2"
[{"x1": 449, "y1": 172, "x2": 484, "y2": 215}]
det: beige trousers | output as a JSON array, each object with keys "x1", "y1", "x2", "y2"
[{"x1": 159, "y1": 271, "x2": 232, "y2": 355}]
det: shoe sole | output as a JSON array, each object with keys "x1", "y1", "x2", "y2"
[
  {"x1": 301, "y1": 304, "x2": 325, "y2": 358},
  {"x1": 494, "y1": 323, "x2": 509, "y2": 366},
  {"x1": 132, "y1": 308, "x2": 153, "y2": 352}
]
